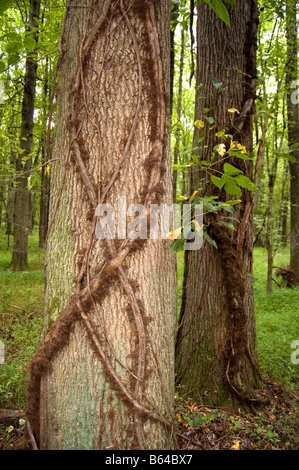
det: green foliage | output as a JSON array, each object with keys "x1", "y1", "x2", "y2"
[{"x1": 253, "y1": 247, "x2": 299, "y2": 389}]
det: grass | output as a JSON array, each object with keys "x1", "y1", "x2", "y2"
[
  {"x1": 253, "y1": 246, "x2": 299, "y2": 390},
  {"x1": 0, "y1": 228, "x2": 298, "y2": 411},
  {"x1": 0, "y1": 227, "x2": 44, "y2": 409}
]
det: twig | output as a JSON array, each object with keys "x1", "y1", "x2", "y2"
[{"x1": 26, "y1": 420, "x2": 39, "y2": 450}]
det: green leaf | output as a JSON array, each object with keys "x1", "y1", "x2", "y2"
[
  {"x1": 183, "y1": 147, "x2": 200, "y2": 155},
  {"x1": 0, "y1": 0, "x2": 14, "y2": 15},
  {"x1": 170, "y1": 237, "x2": 185, "y2": 253},
  {"x1": 228, "y1": 148, "x2": 250, "y2": 160},
  {"x1": 235, "y1": 175, "x2": 256, "y2": 190},
  {"x1": 204, "y1": 116, "x2": 215, "y2": 124},
  {"x1": 223, "y1": 199, "x2": 241, "y2": 206},
  {"x1": 223, "y1": 163, "x2": 241, "y2": 176},
  {"x1": 219, "y1": 220, "x2": 235, "y2": 230},
  {"x1": 222, "y1": 175, "x2": 242, "y2": 196},
  {"x1": 7, "y1": 53, "x2": 20, "y2": 66},
  {"x1": 210, "y1": 0, "x2": 231, "y2": 27},
  {"x1": 24, "y1": 35, "x2": 37, "y2": 52},
  {"x1": 203, "y1": 231, "x2": 218, "y2": 248},
  {"x1": 0, "y1": 60, "x2": 6, "y2": 73},
  {"x1": 209, "y1": 74, "x2": 223, "y2": 89},
  {"x1": 211, "y1": 175, "x2": 225, "y2": 189}
]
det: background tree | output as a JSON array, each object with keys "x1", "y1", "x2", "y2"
[
  {"x1": 285, "y1": 0, "x2": 299, "y2": 284},
  {"x1": 11, "y1": 0, "x2": 41, "y2": 270},
  {"x1": 175, "y1": 0, "x2": 264, "y2": 405}
]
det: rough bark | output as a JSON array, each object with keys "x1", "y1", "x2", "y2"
[
  {"x1": 25, "y1": 0, "x2": 176, "y2": 450},
  {"x1": 285, "y1": 0, "x2": 299, "y2": 283},
  {"x1": 11, "y1": 0, "x2": 40, "y2": 270},
  {"x1": 175, "y1": 1, "x2": 264, "y2": 405}
]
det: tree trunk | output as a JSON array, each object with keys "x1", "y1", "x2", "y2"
[
  {"x1": 286, "y1": 0, "x2": 299, "y2": 283},
  {"x1": 38, "y1": 133, "x2": 50, "y2": 248},
  {"x1": 173, "y1": 27, "x2": 185, "y2": 201},
  {"x1": 11, "y1": 0, "x2": 40, "y2": 270},
  {"x1": 279, "y1": 162, "x2": 289, "y2": 247},
  {"x1": 39, "y1": 57, "x2": 50, "y2": 248},
  {"x1": 25, "y1": 0, "x2": 176, "y2": 450},
  {"x1": 175, "y1": 1, "x2": 264, "y2": 406}
]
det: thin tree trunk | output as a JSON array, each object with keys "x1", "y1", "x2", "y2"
[
  {"x1": 286, "y1": 0, "x2": 299, "y2": 283},
  {"x1": 279, "y1": 162, "x2": 289, "y2": 247},
  {"x1": 173, "y1": 27, "x2": 185, "y2": 201},
  {"x1": 176, "y1": 0, "x2": 264, "y2": 405},
  {"x1": 11, "y1": 0, "x2": 40, "y2": 270},
  {"x1": 265, "y1": 80, "x2": 284, "y2": 294},
  {"x1": 39, "y1": 56, "x2": 50, "y2": 248},
  {"x1": 25, "y1": 0, "x2": 176, "y2": 450}
]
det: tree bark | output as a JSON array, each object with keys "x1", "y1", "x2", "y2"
[
  {"x1": 279, "y1": 162, "x2": 289, "y2": 247},
  {"x1": 11, "y1": 0, "x2": 40, "y2": 270},
  {"x1": 285, "y1": 0, "x2": 299, "y2": 283},
  {"x1": 25, "y1": 0, "x2": 176, "y2": 450},
  {"x1": 175, "y1": 0, "x2": 264, "y2": 405}
]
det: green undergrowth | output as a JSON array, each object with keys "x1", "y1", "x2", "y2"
[
  {"x1": 0, "y1": 227, "x2": 44, "y2": 409},
  {"x1": 253, "y1": 247, "x2": 299, "y2": 390}
]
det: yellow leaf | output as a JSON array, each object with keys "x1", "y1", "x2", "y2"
[
  {"x1": 177, "y1": 414, "x2": 183, "y2": 424},
  {"x1": 168, "y1": 227, "x2": 182, "y2": 241},
  {"x1": 237, "y1": 143, "x2": 247, "y2": 154},
  {"x1": 230, "y1": 140, "x2": 236, "y2": 149},
  {"x1": 178, "y1": 195, "x2": 188, "y2": 201},
  {"x1": 231, "y1": 440, "x2": 240, "y2": 450},
  {"x1": 193, "y1": 219, "x2": 203, "y2": 232},
  {"x1": 216, "y1": 143, "x2": 226, "y2": 157},
  {"x1": 195, "y1": 119, "x2": 204, "y2": 129},
  {"x1": 228, "y1": 108, "x2": 240, "y2": 114},
  {"x1": 46, "y1": 164, "x2": 50, "y2": 175}
]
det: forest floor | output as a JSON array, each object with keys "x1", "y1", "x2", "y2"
[
  {"x1": 175, "y1": 380, "x2": 298, "y2": 450},
  {"x1": 0, "y1": 379, "x2": 298, "y2": 450}
]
